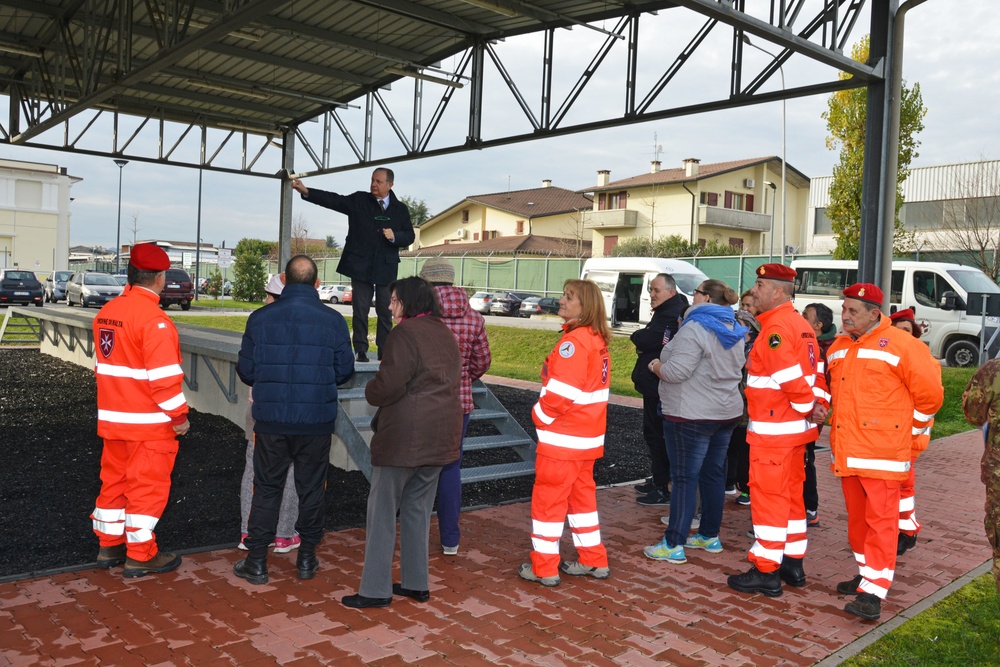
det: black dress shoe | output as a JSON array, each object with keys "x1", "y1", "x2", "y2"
[
  {"x1": 897, "y1": 532, "x2": 917, "y2": 556},
  {"x1": 634, "y1": 478, "x2": 656, "y2": 495},
  {"x1": 636, "y1": 487, "x2": 670, "y2": 506},
  {"x1": 844, "y1": 592, "x2": 882, "y2": 620},
  {"x1": 392, "y1": 583, "x2": 430, "y2": 602},
  {"x1": 837, "y1": 574, "x2": 864, "y2": 595},
  {"x1": 297, "y1": 551, "x2": 319, "y2": 580},
  {"x1": 727, "y1": 565, "x2": 783, "y2": 597},
  {"x1": 341, "y1": 594, "x2": 392, "y2": 609},
  {"x1": 778, "y1": 556, "x2": 806, "y2": 587},
  {"x1": 356, "y1": 351, "x2": 369, "y2": 363},
  {"x1": 234, "y1": 558, "x2": 269, "y2": 585}
]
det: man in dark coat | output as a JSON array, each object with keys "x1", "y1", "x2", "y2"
[
  {"x1": 234, "y1": 255, "x2": 355, "y2": 586},
  {"x1": 630, "y1": 273, "x2": 688, "y2": 506},
  {"x1": 291, "y1": 168, "x2": 415, "y2": 362}
]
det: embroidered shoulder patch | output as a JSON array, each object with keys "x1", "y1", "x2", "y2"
[
  {"x1": 768, "y1": 333, "x2": 782, "y2": 349},
  {"x1": 559, "y1": 341, "x2": 576, "y2": 358}
]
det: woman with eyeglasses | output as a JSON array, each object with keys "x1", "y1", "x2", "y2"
[
  {"x1": 342, "y1": 276, "x2": 463, "y2": 609},
  {"x1": 643, "y1": 279, "x2": 747, "y2": 565}
]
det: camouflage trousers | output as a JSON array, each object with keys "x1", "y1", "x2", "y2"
[{"x1": 988, "y1": 496, "x2": 1000, "y2": 601}]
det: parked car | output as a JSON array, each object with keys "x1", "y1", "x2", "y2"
[
  {"x1": 112, "y1": 275, "x2": 128, "y2": 287},
  {"x1": 519, "y1": 296, "x2": 560, "y2": 317},
  {"x1": 0, "y1": 269, "x2": 44, "y2": 307},
  {"x1": 469, "y1": 292, "x2": 496, "y2": 315},
  {"x1": 160, "y1": 268, "x2": 195, "y2": 310},
  {"x1": 489, "y1": 291, "x2": 538, "y2": 316},
  {"x1": 43, "y1": 270, "x2": 74, "y2": 303},
  {"x1": 319, "y1": 284, "x2": 353, "y2": 304},
  {"x1": 65, "y1": 271, "x2": 123, "y2": 308}
]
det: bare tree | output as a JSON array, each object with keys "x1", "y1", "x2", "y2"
[
  {"x1": 291, "y1": 213, "x2": 310, "y2": 256},
  {"x1": 939, "y1": 159, "x2": 1000, "y2": 282},
  {"x1": 128, "y1": 211, "x2": 141, "y2": 246}
]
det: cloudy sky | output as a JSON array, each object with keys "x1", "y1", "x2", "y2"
[{"x1": 3, "y1": 0, "x2": 997, "y2": 250}]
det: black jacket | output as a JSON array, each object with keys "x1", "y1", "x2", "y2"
[
  {"x1": 301, "y1": 188, "x2": 415, "y2": 285},
  {"x1": 630, "y1": 292, "x2": 689, "y2": 396}
]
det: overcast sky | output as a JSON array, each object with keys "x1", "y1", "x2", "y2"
[{"x1": 3, "y1": 0, "x2": 996, "y2": 251}]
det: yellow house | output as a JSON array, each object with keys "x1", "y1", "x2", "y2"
[
  {"x1": 0, "y1": 158, "x2": 81, "y2": 274},
  {"x1": 580, "y1": 157, "x2": 810, "y2": 257},
  {"x1": 414, "y1": 181, "x2": 593, "y2": 256}
]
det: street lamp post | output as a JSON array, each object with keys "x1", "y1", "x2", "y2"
[
  {"x1": 764, "y1": 181, "x2": 777, "y2": 263},
  {"x1": 743, "y1": 37, "x2": 786, "y2": 263},
  {"x1": 113, "y1": 159, "x2": 128, "y2": 273}
]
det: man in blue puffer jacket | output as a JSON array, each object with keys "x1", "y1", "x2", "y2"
[{"x1": 234, "y1": 255, "x2": 355, "y2": 585}]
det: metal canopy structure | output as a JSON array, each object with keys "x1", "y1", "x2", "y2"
[{"x1": 0, "y1": 0, "x2": 896, "y2": 278}]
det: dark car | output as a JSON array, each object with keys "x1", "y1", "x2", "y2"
[
  {"x1": 489, "y1": 291, "x2": 538, "y2": 316},
  {"x1": 160, "y1": 268, "x2": 195, "y2": 310},
  {"x1": 65, "y1": 271, "x2": 123, "y2": 308},
  {"x1": 0, "y1": 269, "x2": 44, "y2": 307},
  {"x1": 519, "y1": 296, "x2": 560, "y2": 317},
  {"x1": 44, "y1": 270, "x2": 75, "y2": 303}
]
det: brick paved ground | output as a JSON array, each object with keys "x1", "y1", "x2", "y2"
[{"x1": 1, "y1": 428, "x2": 989, "y2": 666}]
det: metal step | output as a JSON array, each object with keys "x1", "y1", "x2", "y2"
[
  {"x1": 0, "y1": 308, "x2": 42, "y2": 346},
  {"x1": 463, "y1": 434, "x2": 535, "y2": 452},
  {"x1": 460, "y1": 461, "x2": 536, "y2": 484}
]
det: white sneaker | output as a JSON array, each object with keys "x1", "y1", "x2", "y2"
[{"x1": 442, "y1": 544, "x2": 459, "y2": 556}]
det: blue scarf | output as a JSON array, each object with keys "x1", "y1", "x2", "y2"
[{"x1": 681, "y1": 303, "x2": 748, "y2": 350}]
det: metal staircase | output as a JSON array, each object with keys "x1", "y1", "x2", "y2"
[
  {"x1": 333, "y1": 363, "x2": 536, "y2": 484},
  {"x1": 0, "y1": 307, "x2": 42, "y2": 346}
]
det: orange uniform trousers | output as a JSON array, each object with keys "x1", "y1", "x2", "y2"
[
  {"x1": 529, "y1": 455, "x2": 608, "y2": 578},
  {"x1": 842, "y1": 475, "x2": 901, "y2": 599},
  {"x1": 898, "y1": 456, "x2": 921, "y2": 537},
  {"x1": 748, "y1": 444, "x2": 808, "y2": 573},
  {"x1": 91, "y1": 438, "x2": 178, "y2": 561}
]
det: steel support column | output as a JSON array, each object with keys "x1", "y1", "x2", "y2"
[{"x1": 278, "y1": 129, "x2": 296, "y2": 270}]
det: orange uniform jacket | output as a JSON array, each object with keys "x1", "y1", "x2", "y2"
[
  {"x1": 93, "y1": 285, "x2": 188, "y2": 440},
  {"x1": 827, "y1": 316, "x2": 943, "y2": 481},
  {"x1": 746, "y1": 301, "x2": 829, "y2": 448},
  {"x1": 532, "y1": 324, "x2": 611, "y2": 461}
]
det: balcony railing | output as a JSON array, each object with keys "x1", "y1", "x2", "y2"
[
  {"x1": 582, "y1": 209, "x2": 638, "y2": 229},
  {"x1": 699, "y1": 205, "x2": 771, "y2": 232}
]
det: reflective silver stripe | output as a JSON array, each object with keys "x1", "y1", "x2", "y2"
[
  {"x1": 853, "y1": 550, "x2": 866, "y2": 565},
  {"x1": 899, "y1": 496, "x2": 915, "y2": 512},
  {"x1": 772, "y1": 364, "x2": 804, "y2": 384},
  {"x1": 784, "y1": 540, "x2": 807, "y2": 556},
  {"x1": 536, "y1": 429, "x2": 605, "y2": 450},
  {"x1": 127, "y1": 513, "x2": 159, "y2": 530},
  {"x1": 860, "y1": 564, "x2": 894, "y2": 582},
  {"x1": 750, "y1": 543, "x2": 784, "y2": 562},
  {"x1": 790, "y1": 400, "x2": 815, "y2": 413},
  {"x1": 813, "y1": 387, "x2": 832, "y2": 402},
  {"x1": 532, "y1": 520, "x2": 563, "y2": 537},
  {"x1": 92, "y1": 520, "x2": 125, "y2": 535},
  {"x1": 857, "y1": 348, "x2": 901, "y2": 366},
  {"x1": 817, "y1": 361, "x2": 826, "y2": 373},
  {"x1": 914, "y1": 408, "x2": 936, "y2": 421},
  {"x1": 859, "y1": 579, "x2": 889, "y2": 599},
  {"x1": 127, "y1": 529, "x2": 153, "y2": 543},
  {"x1": 828, "y1": 349, "x2": 848, "y2": 362},
  {"x1": 157, "y1": 392, "x2": 187, "y2": 411},
  {"x1": 846, "y1": 456, "x2": 910, "y2": 473},
  {"x1": 572, "y1": 530, "x2": 602, "y2": 548},
  {"x1": 95, "y1": 363, "x2": 149, "y2": 380},
  {"x1": 912, "y1": 426, "x2": 932, "y2": 436},
  {"x1": 545, "y1": 378, "x2": 609, "y2": 405},
  {"x1": 147, "y1": 363, "x2": 183, "y2": 381},
  {"x1": 805, "y1": 373, "x2": 816, "y2": 387},
  {"x1": 753, "y1": 525, "x2": 786, "y2": 541},
  {"x1": 567, "y1": 512, "x2": 599, "y2": 529},
  {"x1": 899, "y1": 518, "x2": 919, "y2": 531},
  {"x1": 98, "y1": 409, "x2": 171, "y2": 424},
  {"x1": 531, "y1": 537, "x2": 561, "y2": 554},
  {"x1": 532, "y1": 403, "x2": 556, "y2": 425},
  {"x1": 92, "y1": 507, "x2": 125, "y2": 521},
  {"x1": 748, "y1": 419, "x2": 815, "y2": 436},
  {"x1": 747, "y1": 375, "x2": 780, "y2": 390},
  {"x1": 786, "y1": 518, "x2": 807, "y2": 533}
]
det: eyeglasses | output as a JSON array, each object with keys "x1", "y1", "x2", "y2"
[{"x1": 693, "y1": 289, "x2": 709, "y2": 296}]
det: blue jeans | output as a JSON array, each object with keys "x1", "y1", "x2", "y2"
[
  {"x1": 435, "y1": 414, "x2": 470, "y2": 548},
  {"x1": 662, "y1": 419, "x2": 738, "y2": 547}
]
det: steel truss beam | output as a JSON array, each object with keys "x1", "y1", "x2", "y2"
[{"x1": 0, "y1": 0, "x2": 875, "y2": 180}]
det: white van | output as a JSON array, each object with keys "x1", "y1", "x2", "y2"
[
  {"x1": 580, "y1": 257, "x2": 708, "y2": 329},
  {"x1": 789, "y1": 259, "x2": 1000, "y2": 367}
]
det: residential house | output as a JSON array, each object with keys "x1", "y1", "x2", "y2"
[
  {"x1": 414, "y1": 182, "x2": 593, "y2": 257},
  {"x1": 579, "y1": 157, "x2": 810, "y2": 257}
]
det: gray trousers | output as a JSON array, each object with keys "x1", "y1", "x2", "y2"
[
  {"x1": 240, "y1": 438, "x2": 298, "y2": 538},
  {"x1": 358, "y1": 465, "x2": 442, "y2": 598}
]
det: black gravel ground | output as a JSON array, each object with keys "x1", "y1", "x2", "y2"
[{"x1": 0, "y1": 349, "x2": 647, "y2": 580}]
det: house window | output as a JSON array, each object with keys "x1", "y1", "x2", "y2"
[
  {"x1": 461, "y1": 209, "x2": 469, "y2": 223},
  {"x1": 516, "y1": 220, "x2": 524, "y2": 235},
  {"x1": 729, "y1": 237, "x2": 744, "y2": 249},
  {"x1": 700, "y1": 192, "x2": 719, "y2": 206},
  {"x1": 603, "y1": 235, "x2": 618, "y2": 255},
  {"x1": 724, "y1": 191, "x2": 744, "y2": 210},
  {"x1": 598, "y1": 193, "x2": 607, "y2": 211},
  {"x1": 814, "y1": 208, "x2": 834, "y2": 235},
  {"x1": 485, "y1": 230, "x2": 499, "y2": 240},
  {"x1": 473, "y1": 232, "x2": 480, "y2": 241},
  {"x1": 606, "y1": 191, "x2": 628, "y2": 210}
]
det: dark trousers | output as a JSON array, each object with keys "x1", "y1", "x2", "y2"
[
  {"x1": 726, "y1": 424, "x2": 750, "y2": 492},
  {"x1": 804, "y1": 441, "x2": 818, "y2": 513},
  {"x1": 246, "y1": 432, "x2": 331, "y2": 552},
  {"x1": 642, "y1": 394, "x2": 670, "y2": 490},
  {"x1": 350, "y1": 280, "x2": 392, "y2": 355}
]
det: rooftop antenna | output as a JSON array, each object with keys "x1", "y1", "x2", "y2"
[{"x1": 653, "y1": 132, "x2": 664, "y2": 162}]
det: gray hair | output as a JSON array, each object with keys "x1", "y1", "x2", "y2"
[{"x1": 654, "y1": 273, "x2": 677, "y2": 291}]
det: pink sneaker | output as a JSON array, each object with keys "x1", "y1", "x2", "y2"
[
  {"x1": 273, "y1": 535, "x2": 301, "y2": 554},
  {"x1": 238, "y1": 533, "x2": 249, "y2": 551}
]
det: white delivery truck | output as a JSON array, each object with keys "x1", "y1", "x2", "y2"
[
  {"x1": 580, "y1": 257, "x2": 708, "y2": 330},
  {"x1": 789, "y1": 259, "x2": 1000, "y2": 367}
]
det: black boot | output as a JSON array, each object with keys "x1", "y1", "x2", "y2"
[
  {"x1": 297, "y1": 549, "x2": 319, "y2": 580},
  {"x1": 844, "y1": 592, "x2": 882, "y2": 620},
  {"x1": 836, "y1": 574, "x2": 863, "y2": 595},
  {"x1": 897, "y1": 532, "x2": 917, "y2": 556},
  {"x1": 778, "y1": 557, "x2": 806, "y2": 587},
  {"x1": 234, "y1": 547, "x2": 268, "y2": 585},
  {"x1": 727, "y1": 565, "x2": 783, "y2": 597}
]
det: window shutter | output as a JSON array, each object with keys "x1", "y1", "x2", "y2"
[
  {"x1": 603, "y1": 235, "x2": 618, "y2": 255},
  {"x1": 620, "y1": 191, "x2": 628, "y2": 208},
  {"x1": 746, "y1": 194, "x2": 755, "y2": 212},
  {"x1": 474, "y1": 232, "x2": 479, "y2": 241},
  {"x1": 708, "y1": 192, "x2": 718, "y2": 207},
  {"x1": 598, "y1": 193, "x2": 607, "y2": 210},
  {"x1": 724, "y1": 191, "x2": 733, "y2": 209}
]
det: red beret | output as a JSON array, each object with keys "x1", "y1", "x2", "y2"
[
  {"x1": 843, "y1": 282, "x2": 883, "y2": 306},
  {"x1": 755, "y1": 263, "x2": 796, "y2": 282},
  {"x1": 889, "y1": 307, "x2": 915, "y2": 323},
  {"x1": 130, "y1": 243, "x2": 170, "y2": 271}
]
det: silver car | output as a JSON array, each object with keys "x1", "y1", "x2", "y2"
[
  {"x1": 65, "y1": 271, "x2": 124, "y2": 308},
  {"x1": 44, "y1": 270, "x2": 75, "y2": 303},
  {"x1": 469, "y1": 291, "x2": 495, "y2": 315}
]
